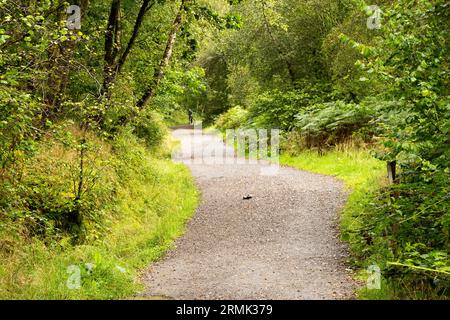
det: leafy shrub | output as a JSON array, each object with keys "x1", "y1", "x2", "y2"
[
  {"x1": 0, "y1": 126, "x2": 117, "y2": 243},
  {"x1": 247, "y1": 86, "x2": 328, "y2": 130},
  {"x1": 248, "y1": 90, "x2": 301, "y2": 129},
  {"x1": 0, "y1": 86, "x2": 40, "y2": 172},
  {"x1": 354, "y1": 170, "x2": 450, "y2": 298},
  {"x1": 133, "y1": 110, "x2": 167, "y2": 150},
  {"x1": 215, "y1": 106, "x2": 249, "y2": 130},
  {"x1": 291, "y1": 100, "x2": 376, "y2": 150}
]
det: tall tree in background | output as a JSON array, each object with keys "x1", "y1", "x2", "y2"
[
  {"x1": 101, "y1": 0, "x2": 160, "y2": 99},
  {"x1": 137, "y1": 0, "x2": 191, "y2": 109}
]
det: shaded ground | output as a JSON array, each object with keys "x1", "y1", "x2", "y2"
[{"x1": 141, "y1": 128, "x2": 357, "y2": 299}]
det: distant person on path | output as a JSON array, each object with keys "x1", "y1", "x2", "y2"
[{"x1": 188, "y1": 109, "x2": 193, "y2": 125}]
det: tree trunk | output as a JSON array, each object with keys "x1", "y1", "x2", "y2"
[
  {"x1": 101, "y1": 0, "x2": 156, "y2": 99},
  {"x1": 387, "y1": 160, "x2": 397, "y2": 184},
  {"x1": 136, "y1": 0, "x2": 189, "y2": 110},
  {"x1": 117, "y1": 0, "x2": 155, "y2": 74},
  {"x1": 102, "y1": 0, "x2": 121, "y2": 98}
]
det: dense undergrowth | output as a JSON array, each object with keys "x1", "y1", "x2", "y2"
[
  {"x1": 0, "y1": 128, "x2": 198, "y2": 299},
  {"x1": 0, "y1": 0, "x2": 209, "y2": 299}
]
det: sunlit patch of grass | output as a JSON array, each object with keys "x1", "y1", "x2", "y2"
[{"x1": 280, "y1": 149, "x2": 385, "y2": 190}]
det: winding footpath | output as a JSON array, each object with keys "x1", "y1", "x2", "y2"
[{"x1": 142, "y1": 128, "x2": 357, "y2": 299}]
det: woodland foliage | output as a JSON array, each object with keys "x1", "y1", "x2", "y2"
[
  {"x1": 0, "y1": 0, "x2": 448, "y2": 298},
  {"x1": 0, "y1": 0, "x2": 230, "y2": 243}
]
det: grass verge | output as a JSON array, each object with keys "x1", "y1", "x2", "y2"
[{"x1": 0, "y1": 131, "x2": 198, "y2": 299}]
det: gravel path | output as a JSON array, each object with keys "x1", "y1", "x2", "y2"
[{"x1": 142, "y1": 128, "x2": 357, "y2": 299}]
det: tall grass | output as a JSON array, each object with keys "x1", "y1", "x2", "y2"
[{"x1": 0, "y1": 131, "x2": 198, "y2": 299}]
